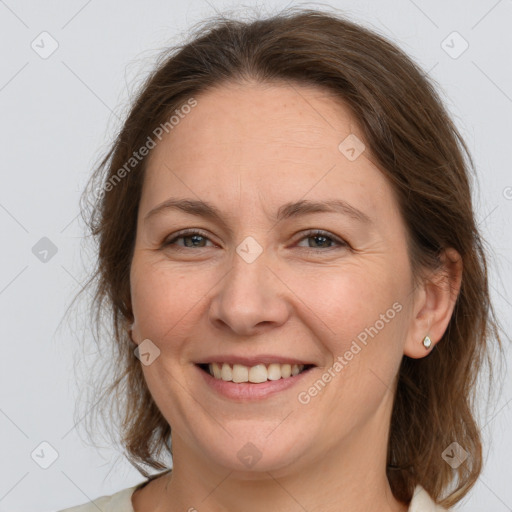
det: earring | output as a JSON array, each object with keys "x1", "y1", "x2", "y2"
[{"x1": 422, "y1": 335, "x2": 432, "y2": 349}]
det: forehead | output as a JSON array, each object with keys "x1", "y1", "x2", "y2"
[
  {"x1": 148, "y1": 80, "x2": 361, "y2": 168},
  {"x1": 141, "y1": 80, "x2": 400, "y2": 227}
]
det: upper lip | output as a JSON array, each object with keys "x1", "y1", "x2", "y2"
[{"x1": 195, "y1": 354, "x2": 316, "y2": 367}]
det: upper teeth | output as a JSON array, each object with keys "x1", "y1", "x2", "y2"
[{"x1": 208, "y1": 363, "x2": 305, "y2": 383}]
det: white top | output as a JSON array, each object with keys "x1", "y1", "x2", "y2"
[{"x1": 58, "y1": 481, "x2": 450, "y2": 511}]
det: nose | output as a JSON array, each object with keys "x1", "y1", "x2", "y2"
[{"x1": 208, "y1": 247, "x2": 291, "y2": 336}]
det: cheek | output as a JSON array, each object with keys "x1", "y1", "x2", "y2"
[
  {"x1": 302, "y1": 265, "x2": 409, "y2": 421},
  {"x1": 130, "y1": 260, "x2": 210, "y2": 344},
  {"x1": 287, "y1": 259, "x2": 406, "y2": 352},
  {"x1": 301, "y1": 267, "x2": 407, "y2": 425}
]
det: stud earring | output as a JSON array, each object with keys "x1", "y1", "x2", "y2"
[{"x1": 422, "y1": 335, "x2": 432, "y2": 349}]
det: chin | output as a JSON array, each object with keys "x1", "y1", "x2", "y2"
[{"x1": 190, "y1": 425, "x2": 313, "y2": 476}]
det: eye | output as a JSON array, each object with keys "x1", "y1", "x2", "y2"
[
  {"x1": 162, "y1": 229, "x2": 348, "y2": 251},
  {"x1": 295, "y1": 229, "x2": 348, "y2": 251},
  {"x1": 162, "y1": 229, "x2": 215, "y2": 249}
]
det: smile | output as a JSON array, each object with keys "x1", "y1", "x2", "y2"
[{"x1": 199, "y1": 362, "x2": 313, "y2": 383}]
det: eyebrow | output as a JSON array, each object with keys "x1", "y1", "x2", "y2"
[{"x1": 144, "y1": 197, "x2": 372, "y2": 225}]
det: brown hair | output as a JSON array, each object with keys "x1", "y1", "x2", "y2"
[{"x1": 76, "y1": 6, "x2": 504, "y2": 508}]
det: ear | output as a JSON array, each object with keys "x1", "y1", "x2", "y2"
[
  {"x1": 128, "y1": 318, "x2": 139, "y2": 346},
  {"x1": 404, "y1": 248, "x2": 463, "y2": 358}
]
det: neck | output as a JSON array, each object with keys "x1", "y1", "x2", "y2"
[
  {"x1": 165, "y1": 448, "x2": 407, "y2": 512},
  {"x1": 148, "y1": 402, "x2": 409, "y2": 512}
]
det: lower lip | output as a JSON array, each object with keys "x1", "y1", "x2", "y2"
[{"x1": 196, "y1": 365, "x2": 314, "y2": 401}]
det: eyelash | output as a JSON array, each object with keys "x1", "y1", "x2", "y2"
[{"x1": 162, "y1": 229, "x2": 348, "y2": 252}]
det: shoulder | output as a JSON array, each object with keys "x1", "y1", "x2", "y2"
[
  {"x1": 58, "y1": 469, "x2": 172, "y2": 512},
  {"x1": 58, "y1": 480, "x2": 449, "y2": 512},
  {"x1": 409, "y1": 485, "x2": 451, "y2": 512},
  {"x1": 57, "y1": 482, "x2": 145, "y2": 512}
]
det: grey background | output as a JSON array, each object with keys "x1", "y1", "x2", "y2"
[{"x1": 0, "y1": 0, "x2": 511, "y2": 510}]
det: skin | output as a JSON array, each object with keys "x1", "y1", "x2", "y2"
[{"x1": 129, "y1": 80, "x2": 462, "y2": 512}]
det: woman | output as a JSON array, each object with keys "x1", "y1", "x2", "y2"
[{"x1": 61, "y1": 7, "x2": 503, "y2": 512}]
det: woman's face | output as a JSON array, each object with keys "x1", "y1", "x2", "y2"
[{"x1": 130, "y1": 81, "x2": 423, "y2": 475}]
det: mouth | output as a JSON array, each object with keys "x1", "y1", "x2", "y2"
[{"x1": 196, "y1": 362, "x2": 315, "y2": 383}]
